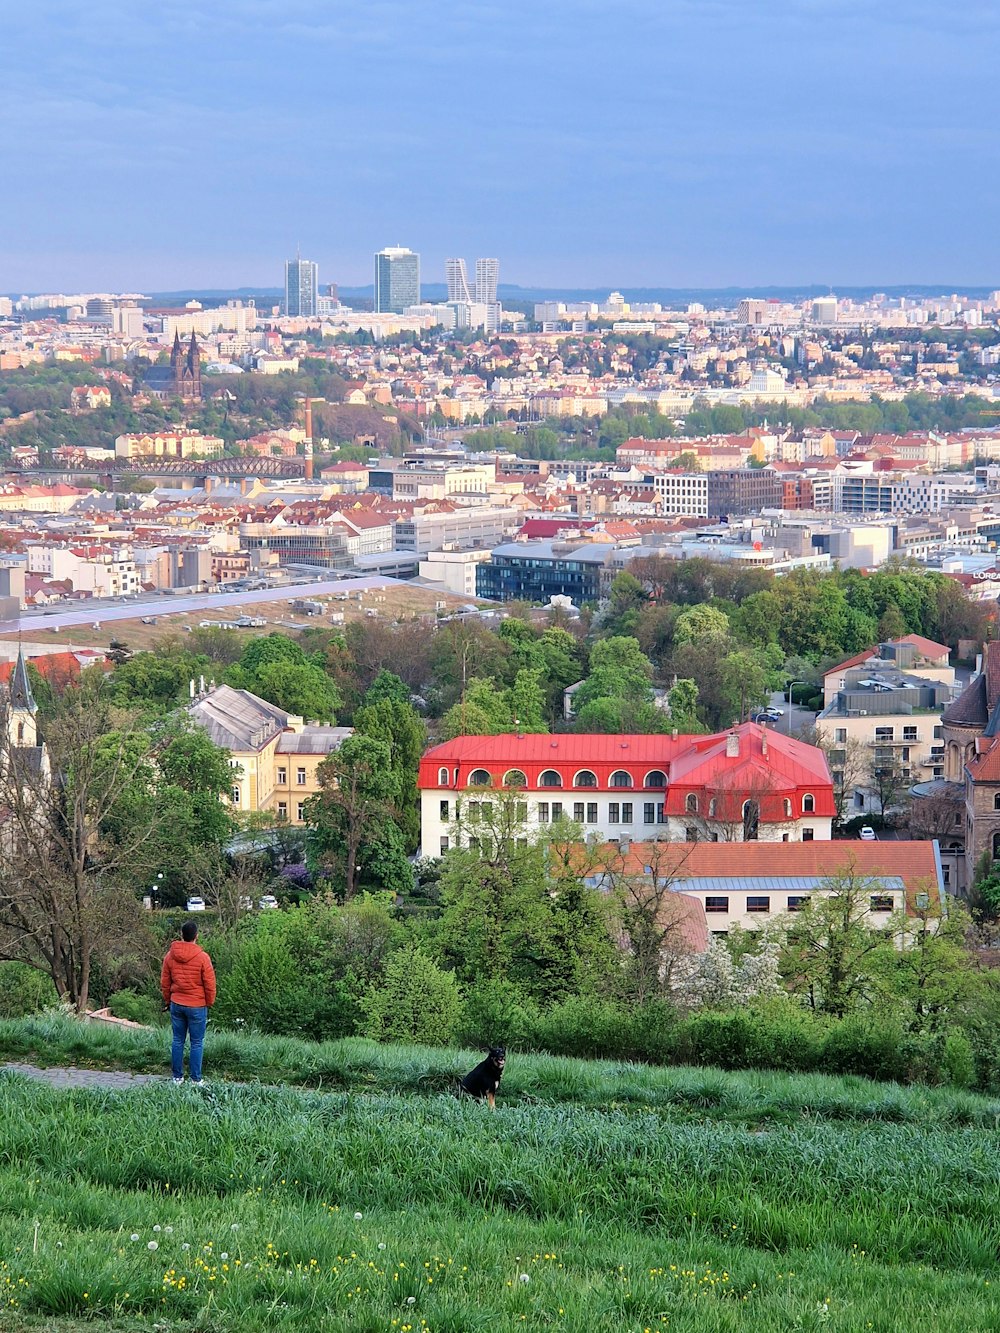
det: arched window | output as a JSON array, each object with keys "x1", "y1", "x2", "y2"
[
  {"x1": 993, "y1": 793, "x2": 1000, "y2": 812},
  {"x1": 644, "y1": 770, "x2": 667, "y2": 788},
  {"x1": 743, "y1": 799, "x2": 760, "y2": 841},
  {"x1": 802, "y1": 793, "x2": 815, "y2": 813},
  {"x1": 708, "y1": 798, "x2": 716, "y2": 817},
  {"x1": 503, "y1": 769, "x2": 527, "y2": 789},
  {"x1": 438, "y1": 767, "x2": 449, "y2": 786},
  {"x1": 993, "y1": 831, "x2": 1000, "y2": 860},
  {"x1": 539, "y1": 769, "x2": 563, "y2": 788},
  {"x1": 685, "y1": 793, "x2": 698, "y2": 814},
  {"x1": 16, "y1": 722, "x2": 24, "y2": 742},
  {"x1": 609, "y1": 770, "x2": 633, "y2": 788},
  {"x1": 784, "y1": 798, "x2": 792, "y2": 818},
  {"x1": 573, "y1": 770, "x2": 598, "y2": 788},
  {"x1": 468, "y1": 769, "x2": 491, "y2": 787}
]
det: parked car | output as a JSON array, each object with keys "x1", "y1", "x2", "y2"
[
  {"x1": 859, "y1": 826, "x2": 877, "y2": 841},
  {"x1": 764, "y1": 706, "x2": 784, "y2": 718},
  {"x1": 258, "y1": 894, "x2": 279, "y2": 910},
  {"x1": 185, "y1": 896, "x2": 206, "y2": 911}
]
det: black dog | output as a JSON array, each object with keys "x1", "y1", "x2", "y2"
[{"x1": 459, "y1": 1046, "x2": 506, "y2": 1109}]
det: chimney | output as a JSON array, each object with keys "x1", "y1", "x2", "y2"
[
  {"x1": 304, "y1": 443, "x2": 314, "y2": 482},
  {"x1": 304, "y1": 398, "x2": 313, "y2": 442},
  {"x1": 761, "y1": 729, "x2": 768, "y2": 758},
  {"x1": 726, "y1": 731, "x2": 740, "y2": 758}
]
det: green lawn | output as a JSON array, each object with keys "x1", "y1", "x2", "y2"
[{"x1": 1, "y1": 1024, "x2": 999, "y2": 1331}]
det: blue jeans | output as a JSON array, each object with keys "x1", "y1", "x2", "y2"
[{"x1": 170, "y1": 1004, "x2": 208, "y2": 1081}]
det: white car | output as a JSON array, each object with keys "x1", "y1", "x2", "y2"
[
  {"x1": 185, "y1": 896, "x2": 206, "y2": 912},
  {"x1": 859, "y1": 826, "x2": 877, "y2": 841},
  {"x1": 258, "y1": 895, "x2": 279, "y2": 910}
]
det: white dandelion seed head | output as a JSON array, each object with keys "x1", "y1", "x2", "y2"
[
  {"x1": 378, "y1": 1242, "x2": 386, "y2": 1250},
  {"x1": 130, "y1": 1234, "x2": 140, "y2": 1243},
  {"x1": 230, "y1": 1223, "x2": 239, "y2": 1231},
  {"x1": 148, "y1": 1240, "x2": 159, "y2": 1251},
  {"x1": 181, "y1": 1243, "x2": 190, "y2": 1251},
  {"x1": 153, "y1": 1225, "x2": 161, "y2": 1233},
  {"x1": 221, "y1": 1253, "x2": 229, "y2": 1261},
  {"x1": 406, "y1": 1296, "x2": 416, "y2": 1305},
  {"x1": 519, "y1": 1273, "x2": 530, "y2": 1284},
  {"x1": 164, "y1": 1226, "x2": 173, "y2": 1234},
  {"x1": 354, "y1": 1212, "x2": 363, "y2": 1220}
]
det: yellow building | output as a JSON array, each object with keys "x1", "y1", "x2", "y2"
[{"x1": 188, "y1": 684, "x2": 351, "y2": 824}]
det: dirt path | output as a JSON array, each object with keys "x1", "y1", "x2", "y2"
[{"x1": 3, "y1": 1062, "x2": 167, "y2": 1090}]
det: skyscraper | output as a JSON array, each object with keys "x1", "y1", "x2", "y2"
[
  {"x1": 375, "y1": 246, "x2": 420, "y2": 313},
  {"x1": 475, "y1": 257, "x2": 499, "y2": 304},
  {"x1": 285, "y1": 256, "x2": 318, "y2": 317},
  {"x1": 446, "y1": 258, "x2": 472, "y2": 304}
]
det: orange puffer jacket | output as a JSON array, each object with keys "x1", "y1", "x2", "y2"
[{"x1": 161, "y1": 940, "x2": 217, "y2": 1008}]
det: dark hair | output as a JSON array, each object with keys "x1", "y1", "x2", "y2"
[{"x1": 181, "y1": 920, "x2": 198, "y2": 942}]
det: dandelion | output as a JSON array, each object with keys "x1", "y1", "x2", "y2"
[
  {"x1": 378, "y1": 1243, "x2": 387, "y2": 1251},
  {"x1": 164, "y1": 1226, "x2": 173, "y2": 1235},
  {"x1": 131, "y1": 1234, "x2": 140, "y2": 1243},
  {"x1": 221, "y1": 1253, "x2": 228, "y2": 1262},
  {"x1": 181, "y1": 1243, "x2": 190, "y2": 1252},
  {"x1": 354, "y1": 1212, "x2": 363, "y2": 1220},
  {"x1": 519, "y1": 1273, "x2": 530, "y2": 1284},
  {"x1": 407, "y1": 1296, "x2": 416, "y2": 1305},
  {"x1": 230, "y1": 1224, "x2": 239, "y2": 1232},
  {"x1": 148, "y1": 1241, "x2": 159, "y2": 1252},
  {"x1": 153, "y1": 1225, "x2": 161, "y2": 1233}
]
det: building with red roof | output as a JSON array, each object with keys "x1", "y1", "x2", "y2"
[{"x1": 419, "y1": 722, "x2": 834, "y2": 856}]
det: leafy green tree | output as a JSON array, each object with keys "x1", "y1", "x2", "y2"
[
  {"x1": 674, "y1": 604, "x2": 730, "y2": 644},
  {"x1": 573, "y1": 636, "x2": 654, "y2": 713},
  {"x1": 363, "y1": 945, "x2": 464, "y2": 1045},
  {"x1": 667, "y1": 679, "x2": 704, "y2": 732},
  {"x1": 352, "y1": 687, "x2": 426, "y2": 853}
]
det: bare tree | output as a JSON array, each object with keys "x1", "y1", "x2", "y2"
[
  {"x1": 0, "y1": 683, "x2": 158, "y2": 1012},
  {"x1": 686, "y1": 767, "x2": 797, "y2": 843},
  {"x1": 808, "y1": 730, "x2": 870, "y2": 824}
]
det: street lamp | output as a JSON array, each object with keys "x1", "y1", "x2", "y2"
[
  {"x1": 151, "y1": 871, "x2": 164, "y2": 910},
  {"x1": 785, "y1": 680, "x2": 811, "y2": 735}
]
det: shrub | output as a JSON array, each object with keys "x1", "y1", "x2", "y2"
[
  {"x1": 821, "y1": 1015, "x2": 910, "y2": 1083},
  {"x1": 0, "y1": 962, "x2": 55, "y2": 1018},
  {"x1": 363, "y1": 946, "x2": 464, "y2": 1046},
  {"x1": 458, "y1": 979, "x2": 540, "y2": 1050},
  {"x1": 106, "y1": 988, "x2": 163, "y2": 1026},
  {"x1": 531, "y1": 995, "x2": 677, "y2": 1063}
]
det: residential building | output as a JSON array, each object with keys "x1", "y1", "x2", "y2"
[
  {"x1": 418, "y1": 723, "x2": 835, "y2": 857},
  {"x1": 417, "y1": 547, "x2": 493, "y2": 597},
  {"x1": 285, "y1": 256, "x2": 319, "y2": 318},
  {"x1": 706, "y1": 469, "x2": 783, "y2": 517},
  {"x1": 822, "y1": 636, "x2": 954, "y2": 706},
  {"x1": 445, "y1": 259, "x2": 472, "y2": 304},
  {"x1": 394, "y1": 506, "x2": 515, "y2": 556},
  {"x1": 651, "y1": 473, "x2": 709, "y2": 517},
  {"x1": 475, "y1": 539, "x2": 616, "y2": 603},
  {"x1": 188, "y1": 684, "x2": 351, "y2": 825},
  {"x1": 475, "y1": 258, "x2": 499, "y2": 304},
  {"x1": 375, "y1": 247, "x2": 420, "y2": 314},
  {"x1": 582, "y1": 839, "x2": 942, "y2": 934},
  {"x1": 115, "y1": 431, "x2": 224, "y2": 461}
]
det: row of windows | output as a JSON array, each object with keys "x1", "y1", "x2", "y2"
[
  {"x1": 445, "y1": 767, "x2": 669, "y2": 790},
  {"x1": 276, "y1": 766, "x2": 309, "y2": 785},
  {"x1": 705, "y1": 893, "x2": 895, "y2": 914},
  {"x1": 439, "y1": 796, "x2": 815, "y2": 821}
]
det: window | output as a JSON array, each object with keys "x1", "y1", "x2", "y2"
[
  {"x1": 685, "y1": 793, "x2": 698, "y2": 814},
  {"x1": 783, "y1": 798, "x2": 792, "y2": 818},
  {"x1": 621, "y1": 803, "x2": 633, "y2": 824},
  {"x1": 802, "y1": 793, "x2": 815, "y2": 813},
  {"x1": 644, "y1": 802, "x2": 656, "y2": 824},
  {"x1": 539, "y1": 769, "x2": 563, "y2": 788},
  {"x1": 516, "y1": 802, "x2": 528, "y2": 823},
  {"x1": 467, "y1": 802, "x2": 481, "y2": 823},
  {"x1": 708, "y1": 798, "x2": 716, "y2": 817},
  {"x1": 644, "y1": 770, "x2": 667, "y2": 788},
  {"x1": 787, "y1": 895, "x2": 809, "y2": 911},
  {"x1": 933, "y1": 725, "x2": 943, "y2": 739},
  {"x1": 440, "y1": 836, "x2": 450, "y2": 855},
  {"x1": 992, "y1": 830, "x2": 1000, "y2": 859},
  {"x1": 903, "y1": 725, "x2": 918, "y2": 742},
  {"x1": 538, "y1": 803, "x2": 550, "y2": 824},
  {"x1": 835, "y1": 728, "x2": 847, "y2": 744},
  {"x1": 468, "y1": 769, "x2": 491, "y2": 787},
  {"x1": 870, "y1": 895, "x2": 894, "y2": 913},
  {"x1": 277, "y1": 801, "x2": 287, "y2": 820},
  {"x1": 875, "y1": 726, "x2": 893, "y2": 741},
  {"x1": 747, "y1": 895, "x2": 770, "y2": 913},
  {"x1": 504, "y1": 769, "x2": 527, "y2": 788},
  {"x1": 296, "y1": 767, "x2": 307, "y2": 785},
  {"x1": 438, "y1": 767, "x2": 449, "y2": 786},
  {"x1": 993, "y1": 793, "x2": 1000, "y2": 812},
  {"x1": 296, "y1": 802, "x2": 305, "y2": 821},
  {"x1": 573, "y1": 770, "x2": 597, "y2": 788},
  {"x1": 574, "y1": 802, "x2": 585, "y2": 823},
  {"x1": 277, "y1": 766, "x2": 287, "y2": 785},
  {"x1": 657, "y1": 803, "x2": 668, "y2": 825},
  {"x1": 587, "y1": 803, "x2": 598, "y2": 824},
  {"x1": 743, "y1": 800, "x2": 760, "y2": 841},
  {"x1": 685, "y1": 826, "x2": 698, "y2": 841},
  {"x1": 551, "y1": 802, "x2": 563, "y2": 820},
  {"x1": 610, "y1": 770, "x2": 633, "y2": 788},
  {"x1": 801, "y1": 828, "x2": 815, "y2": 842},
  {"x1": 608, "y1": 802, "x2": 620, "y2": 824},
  {"x1": 705, "y1": 896, "x2": 729, "y2": 914},
  {"x1": 231, "y1": 786, "x2": 241, "y2": 803},
  {"x1": 440, "y1": 800, "x2": 449, "y2": 821}
]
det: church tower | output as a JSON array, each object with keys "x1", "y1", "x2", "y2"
[
  {"x1": 183, "y1": 331, "x2": 202, "y2": 400},
  {"x1": 7, "y1": 646, "x2": 38, "y2": 750},
  {"x1": 169, "y1": 330, "x2": 184, "y2": 387}
]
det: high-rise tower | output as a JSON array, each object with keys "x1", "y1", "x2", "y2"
[
  {"x1": 285, "y1": 256, "x2": 319, "y2": 317},
  {"x1": 475, "y1": 257, "x2": 499, "y2": 305},
  {"x1": 446, "y1": 258, "x2": 472, "y2": 304},
  {"x1": 375, "y1": 247, "x2": 420, "y2": 313}
]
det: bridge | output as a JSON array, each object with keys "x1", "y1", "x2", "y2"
[{"x1": 17, "y1": 455, "x2": 308, "y2": 482}]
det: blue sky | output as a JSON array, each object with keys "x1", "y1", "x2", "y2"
[{"x1": 3, "y1": 0, "x2": 998, "y2": 292}]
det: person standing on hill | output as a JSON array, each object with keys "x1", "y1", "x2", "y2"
[{"x1": 160, "y1": 920, "x2": 217, "y2": 1086}]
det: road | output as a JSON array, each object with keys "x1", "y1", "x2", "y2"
[{"x1": 0, "y1": 577, "x2": 407, "y2": 636}]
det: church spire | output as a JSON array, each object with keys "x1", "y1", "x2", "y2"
[{"x1": 9, "y1": 646, "x2": 36, "y2": 715}]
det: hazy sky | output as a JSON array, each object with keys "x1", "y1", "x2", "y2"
[{"x1": 3, "y1": 0, "x2": 998, "y2": 292}]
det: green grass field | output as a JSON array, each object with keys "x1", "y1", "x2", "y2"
[{"x1": 1, "y1": 1019, "x2": 999, "y2": 1332}]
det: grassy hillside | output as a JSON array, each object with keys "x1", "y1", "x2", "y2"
[{"x1": 1, "y1": 1023, "x2": 999, "y2": 1331}]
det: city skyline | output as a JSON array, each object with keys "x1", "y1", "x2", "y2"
[{"x1": 2, "y1": 2, "x2": 999, "y2": 291}]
